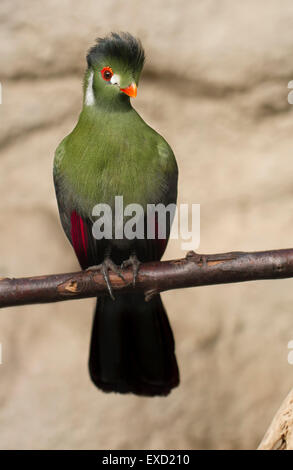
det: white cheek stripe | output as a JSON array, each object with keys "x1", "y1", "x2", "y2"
[
  {"x1": 85, "y1": 70, "x2": 95, "y2": 106},
  {"x1": 110, "y1": 74, "x2": 120, "y2": 86}
]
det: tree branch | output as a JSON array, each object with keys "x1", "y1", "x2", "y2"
[
  {"x1": 1, "y1": 248, "x2": 293, "y2": 308},
  {"x1": 258, "y1": 387, "x2": 293, "y2": 450}
]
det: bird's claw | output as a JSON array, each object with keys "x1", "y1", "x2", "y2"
[
  {"x1": 86, "y1": 258, "x2": 126, "y2": 300},
  {"x1": 121, "y1": 254, "x2": 141, "y2": 287}
]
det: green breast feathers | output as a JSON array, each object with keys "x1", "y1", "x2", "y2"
[{"x1": 54, "y1": 106, "x2": 177, "y2": 217}]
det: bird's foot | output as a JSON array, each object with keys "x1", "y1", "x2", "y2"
[
  {"x1": 121, "y1": 254, "x2": 141, "y2": 287},
  {"x1": 86, "y1": 259, "x2": 126, "y2": 300}
]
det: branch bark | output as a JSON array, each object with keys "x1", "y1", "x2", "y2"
[
  {"x1": 1, "y1": 248, "x2": 293, "y2": 308},
  {"x1": 258, "y1": 388, "x2": 293, "y2": 450}
]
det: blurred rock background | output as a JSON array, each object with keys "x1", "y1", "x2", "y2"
[{"x1": 1, "y1": 0, "x2": 293, "y2": 450}]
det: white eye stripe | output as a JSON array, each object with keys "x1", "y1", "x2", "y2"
[
  {"x1": 110, "y1": 74, "x2": 120, "y2": 86},
  {"x1": 85, "y1": 70, "x2": 95, "y2": 106}
]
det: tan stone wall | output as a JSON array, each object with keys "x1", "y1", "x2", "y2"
[{"x1": 1, "y1": 0, "x2": 293, "y2": 449}]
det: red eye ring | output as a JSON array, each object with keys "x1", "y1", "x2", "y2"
[{"x1": 101, "y1": 66, "x2": 113, "y2": 81}]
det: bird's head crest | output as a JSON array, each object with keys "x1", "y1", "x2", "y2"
[{"x1": 84, "y1": 32, "x2": 145, "y2": 105}]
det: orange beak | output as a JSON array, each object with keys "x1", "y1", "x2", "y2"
[{"x1": 120, "y1": 82, "x2": 137, "y2": 98}]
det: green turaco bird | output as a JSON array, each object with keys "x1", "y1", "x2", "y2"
[{"x1": 53, "y1": 32, "x2": 179, "y2": 396}]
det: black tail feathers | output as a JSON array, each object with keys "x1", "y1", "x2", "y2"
[{"x1": 88, "y1": 293, "x2": 179, "y2": 396}]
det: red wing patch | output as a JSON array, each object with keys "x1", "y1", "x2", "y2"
[{"x1": 70, "y1": 211, "x2": 89, "y2": 269}]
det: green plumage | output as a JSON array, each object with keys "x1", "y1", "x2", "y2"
[
  {"x1": 55, "y1": 102, "x2": 177, "y2": 217},
  {"x1": 53, "y1": 32, "x2": 179, "y2": 396}
]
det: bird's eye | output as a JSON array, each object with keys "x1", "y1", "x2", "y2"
[{"x1": 101, "y1": 66, "x2": 113, "y2": 81}]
